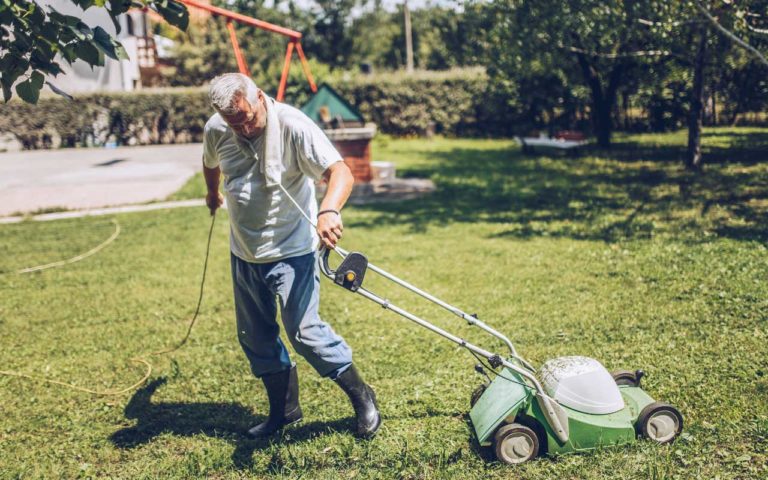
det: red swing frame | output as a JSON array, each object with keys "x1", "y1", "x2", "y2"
[{"x1": 179, "y1": 0, "x2": 318, "y2": 101}]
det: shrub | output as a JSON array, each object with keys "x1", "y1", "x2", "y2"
[
  {"x1": 0, "y1": 88, "x2": 210, "y2": 149},
  {"x1": 0, "y1": 68, "x2": 519, "y2": 149}
]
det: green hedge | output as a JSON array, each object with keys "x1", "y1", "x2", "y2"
[
  {"x1": 0, "y1": 69, "x2": 514, "y2": 149},
  {"x1": 334, "y1": 70, "x2": 511, "y2": 137},
  {"x1": 0, "y1": 88, "x2": 211, "y2": 149}
]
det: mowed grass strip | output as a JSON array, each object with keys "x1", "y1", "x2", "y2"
[{"x1": 1, "y1": 129, "x2": 767, "y2": 479}]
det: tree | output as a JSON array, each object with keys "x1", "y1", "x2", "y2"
[
  {"x1": 714, "y1": 53, "x2": 768, "y2": 125},
  {"x1": 687, "y1": 21, "x2": 708, "y2": 170},
  {"x1": 487, "y1": 0, "x2": 674, "y2": 147},
  {"x1": 299, "y1": 0, "x2": 358, "y2": 69},
  {"x1": 166, "y1": 14, "x2": 236, "y2": 87},
  {"x1": 639, "y1": 1, "x2": 768, "y2": 169},
  {"x1": 407, "y1": 4, "x2": 492, "y2": 70},
  {"x1": 347, "y1": 0, "x2": 401, "y2": 69},
  {"x1": 682, "y1": 0, "x2": 768, "y2": 169},
  {"x1": 0, "y1": 0, "x2": 189, "y2": 104}
]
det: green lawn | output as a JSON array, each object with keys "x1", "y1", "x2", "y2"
[{"x1": 1, "y1": 128, "x2": 767, "y2": 479}]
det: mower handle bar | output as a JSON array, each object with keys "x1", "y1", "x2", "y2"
[
  {"x1": 319, "y1": 246, "x2": 568, "y2": 442},
  {"x1": 320, "y1": 247, "x2": 534, "y2": 372}
]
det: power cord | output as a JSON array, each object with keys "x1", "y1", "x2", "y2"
[
  {"x1": 468, "y1": 349, "x2": 534, "y2": 392},
  {"x1": 0, "y1": 212, "x2": 217, "y2": 395}
]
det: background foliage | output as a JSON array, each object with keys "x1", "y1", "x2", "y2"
[
  {"x1": 2, "y1": 0, "x2": 768, "y2": 169},
  {"x1": 0, "y1": 68, "x2": 521, "y2": 148}
]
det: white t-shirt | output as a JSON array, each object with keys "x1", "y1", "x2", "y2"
[{"x1": 203, "y1": 102, "x2": 342, "y2": 263}]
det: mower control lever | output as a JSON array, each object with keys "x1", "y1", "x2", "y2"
[
  {"x1": 320, "y1": 248, "x2": 368, "y2": 292},
  {"x1": 320, "y1": 247, "x2": 335, "y2": 276}
]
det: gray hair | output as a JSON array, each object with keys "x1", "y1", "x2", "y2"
[{"x1": 208, "y1": 73, "x2": 260, "y2": 115}]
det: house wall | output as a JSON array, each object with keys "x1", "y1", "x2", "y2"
[{"x1": 39, "y1": 0, "x2": 142, "y2": 93}]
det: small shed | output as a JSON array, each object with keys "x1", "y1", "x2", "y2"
[
  {"x1": 301, "y1": 84, "x2": 375, "y2": 183},
  {"x1": 301, "y1": 84, "x2": 365, "y2": 129}
]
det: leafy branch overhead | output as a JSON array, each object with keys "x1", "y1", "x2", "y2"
[{"x1": 0, "y1": 0, "x2": 189, "y2": 104}]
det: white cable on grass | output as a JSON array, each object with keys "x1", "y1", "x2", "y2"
[
  {"x1": 5, "y1": 182, "x2": 330, "y2": 395},
  {"x1": 17, "y1": 219, "x2": 121, "y2": 274},
  {"x1": 5, "y1": 181, "x2": 336, "y2": 395},
  {"x1": 2, "y1": 213, "x2": 217, "y2": 396}
]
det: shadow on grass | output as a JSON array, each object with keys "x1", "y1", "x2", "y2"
[
  {"x1": 355, "y1": 130, "x2": 768, "y2": 243},
  {"x1": 463, "y1": 414, "x2": 497, "y2": 465},
  {"x1": 110, "y1": 378, "x2": 355, "y2": 470}
]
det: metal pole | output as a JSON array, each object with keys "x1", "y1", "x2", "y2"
[
  {"x1": 334, "y1": 246, "x2": 529, "y2": 367},
  {"x1": 276, "y1": 40, "x2": 295, "y2": 101},
  {"x1": 178, "y1": 0, "x2": 316, "y2": 100},
  {"x1": 226, "y1": 19, "x2": 250, "y2": 77},
  {"x1": 404, "y1": 0, "x2": 414, "y2": 73},
  {"x1": 180, "y1": 0, "x2": 302, "y2": 39},
  {"x1": 355, "y1": 287, "x2": 540, "y2": 394},
  {"x1": 294, "y1": 42, "x2": 318, "y2": 93}
]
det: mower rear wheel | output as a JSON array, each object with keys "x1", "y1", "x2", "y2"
[
  {"x1": 494, "y1": 423, "x2": 539, "y2": 465},
  {"x1": 611, "y1": 369, "x2": 639, "y2": 387},
  {"x1": 637, "y1": 402, "x2": 683, "y2": 444},
  {"x1": 470, "y1": 384, "x2": 487, "y2": 407}
]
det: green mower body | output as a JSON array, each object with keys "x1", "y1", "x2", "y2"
[{"x1": 470, "y1": 365, "x2": 681, "y2": 461}]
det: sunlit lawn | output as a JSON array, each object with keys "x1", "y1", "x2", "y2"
[{"x1": 1, "y1": 128, "x2": 767, "y2": 478}]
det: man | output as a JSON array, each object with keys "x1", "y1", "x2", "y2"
[{"x1": 202, "y1": 73, "x2": 380, "y2": 439}]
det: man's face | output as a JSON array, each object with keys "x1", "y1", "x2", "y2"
[{"x1": 221, "y1": 92, "x2": 267, "y2": 139}]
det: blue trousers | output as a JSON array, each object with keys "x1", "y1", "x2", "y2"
[{"x1": 231, "y1": 252, "x2": 352, "y2": 379}]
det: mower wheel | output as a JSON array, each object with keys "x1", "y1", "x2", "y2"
[
  {"x1": 611, "y1": 370, "x2": 639, "y2": 387},
  {"x1": 494, "y1": 423, "x2": 540, "y2": 465},
  {"x1": 636, "y1": 402, "x2": 683, "y2": 444},
  {"x1": 470, "y1": 384, "x2": 487, "y2": 407}
]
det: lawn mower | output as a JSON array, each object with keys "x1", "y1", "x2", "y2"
[{"x1": 320, "y1": 247, "x2": 683, "y2": 464}]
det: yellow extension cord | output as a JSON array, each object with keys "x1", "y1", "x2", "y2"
[
  {"x1": 16, "y1": 219, "x2": 122, "y2": 274},
  {"x1": 0, "y1": 213, "x2": 217, "y2": 396}
]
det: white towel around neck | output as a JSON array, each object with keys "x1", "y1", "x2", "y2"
[{"x1": 260, "y1": 93, "x2": 284, "y2": 187}]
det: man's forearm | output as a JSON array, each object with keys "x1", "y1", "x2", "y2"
[
  {"x1": 316, "y1": 161, "x2": 353, "y2": 248},
  {"x1": 319, "y1": 162, "x2": 354, "y2": 212},
  {"x1": 203, "y1": 164, "x2": 221, "y2": 193},
  {"x1": 203, "y1": 164, "x2": 223, "y2": 215}
]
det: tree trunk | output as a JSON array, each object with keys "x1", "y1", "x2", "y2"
[
  {"x1": 686, "y1": 29, "x2": 708, "y2": 171},
  {"x1": 623, "y1": 91, "x2": 631, "y2": 130},
  {"x1": 574, "y1": 51, "x2": 624, "y2": 148},
  {"x1": 730, "y1": 107, "x2": 740, "y2": 126},
  {"x1": 594, "y1": 99, "x2": 613, "y2": 148},
  {"x1": 729, "y1": 86, "x2": 747, "y2": 126}
]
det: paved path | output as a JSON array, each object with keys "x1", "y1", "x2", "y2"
[{"x1": 0, "y1": 143, "x2": 203, "y2": 216}]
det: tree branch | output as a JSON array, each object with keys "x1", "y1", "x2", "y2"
[
  {"x1": 745, "y1": 22, "x2": 768, "y2": 36},
  {"x1": 558, "y1": 42, "x2": 671, "y2": 59},
  {"x1": 638, "y1": 18, "x2": 701, "y2": 27}
]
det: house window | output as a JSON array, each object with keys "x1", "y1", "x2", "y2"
[{"x1": 126, "y1": 15, "x2": 135, "y2": 36}]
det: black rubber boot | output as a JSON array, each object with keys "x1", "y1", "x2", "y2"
[
  {"x1": 247, "y1": 365, "x2": 303, "y2": 438},
  {"x1": 334, "y1": 364, "x2": 381, "y2": 438}
]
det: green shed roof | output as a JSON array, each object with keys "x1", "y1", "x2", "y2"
[{"x1": 300, "y1": 83, "x2": 365, "y2": 124}]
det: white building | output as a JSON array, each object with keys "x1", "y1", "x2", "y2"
[{"x1": 40, "y1": 1, "x2": 161, "y2": 93}]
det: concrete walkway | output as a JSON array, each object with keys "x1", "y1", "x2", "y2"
[
  {"x1": 0, "y1": 143, "x2": 203, "y2": 216},
  {"x1": 0, "y1": 143, "x2": 436, "y2": 224}
]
